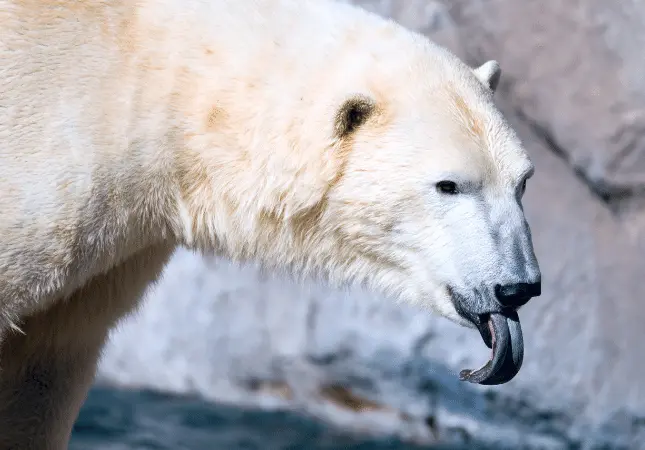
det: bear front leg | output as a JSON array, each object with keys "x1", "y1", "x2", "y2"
[
  {"x1": 0, "y1": 245, "x2": 174, "y2": 449},
  {"x1": 0, "y1": 329, "x2": 105, "y2": 450}
]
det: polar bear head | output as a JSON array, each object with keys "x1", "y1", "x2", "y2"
[
  {"x1": 313, "y1": 56, "x2": 540, "y2": 386},
  {"x1": 174, "y1": 19, "x2": 541, "y2": 385}
]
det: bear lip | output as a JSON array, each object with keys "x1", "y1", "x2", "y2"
[
  {"x1": 475, "y1": 314, "x2": 494, "y2": 348},
  {"x1": 458, "y1": 311, "x2": 524, "y2": 385}
]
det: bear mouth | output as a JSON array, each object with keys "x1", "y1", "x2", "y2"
[{"x1": 458, "y1": 311, "x2": 524, "y2": 385}]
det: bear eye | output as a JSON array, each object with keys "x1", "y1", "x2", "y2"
[{"x1": 436, "y1": 180, "x2": 459, "y2": 195}]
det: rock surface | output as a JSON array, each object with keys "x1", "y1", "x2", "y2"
[
  {"x1": 72, "y1": 387, "x2": 472, "y2": 450},
  {"x1": 97, "y1": 1, "x2": 645, "y2": 449}
]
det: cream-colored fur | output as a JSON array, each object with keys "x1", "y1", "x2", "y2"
[{"x1": 0, "y1": 0, "x2": 537, "y2": 447}]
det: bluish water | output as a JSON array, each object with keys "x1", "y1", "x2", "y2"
[{"x1": 70, "y1": 387, "x2": 479, "y2": 450}]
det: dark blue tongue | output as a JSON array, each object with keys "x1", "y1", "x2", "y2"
[{"x1": 458, "y1": 311, "x2": 524, "y2": 385}]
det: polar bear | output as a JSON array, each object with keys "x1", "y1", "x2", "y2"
[{"x1": 0, "y1": 0, "x2": 541, "y2": 447}]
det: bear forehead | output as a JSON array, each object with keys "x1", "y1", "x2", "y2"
[
  {"x1": 370, "y1": 74, "x2": 530, "y2": 184},
  {"x1": 434, "y1": 79, "x2": 531, "y2": 180},
  {"x1": 440, "y1": 99, "x2": 531, "y2": 184}
]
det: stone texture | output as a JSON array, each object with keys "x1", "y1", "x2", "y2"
[{"x1": 96, "y1": 1, "x2": 645, "y2": 449}]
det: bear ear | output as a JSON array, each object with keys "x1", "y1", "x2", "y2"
[
  {"x1": 473, "y1": 60, "x2": 501, "y2": 93},
  {"x1": 334, "y1": 94, "x2": 376, "y2": 138}
]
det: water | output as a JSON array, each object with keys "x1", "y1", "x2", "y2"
[{"x1": 70, "y1": 387, "x2": 478, "y2": 450}]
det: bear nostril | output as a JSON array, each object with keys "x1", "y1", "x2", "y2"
[{"x1": 494, "y1": 281, "x2": 541, "y2": 307}]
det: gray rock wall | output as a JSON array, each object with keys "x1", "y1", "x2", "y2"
[{"x1": 97, "y1": 1, "x2": 645, "y2": 448}]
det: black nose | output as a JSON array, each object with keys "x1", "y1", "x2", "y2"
[{"x1": 494, "y1": 281, "x2": 541, "y2": 308}]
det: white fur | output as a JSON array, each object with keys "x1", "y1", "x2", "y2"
[{"x1": 0, "y1": 0, "x2": 535, "y2": 446}]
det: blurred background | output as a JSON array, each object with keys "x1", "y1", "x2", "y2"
[{"x1": 69, "y1": 1, "x2": 645, "y2": 449}]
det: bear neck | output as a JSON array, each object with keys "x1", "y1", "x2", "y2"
[{"x1": 104, "y1": 0, "x2": 401, "y2": 285}]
